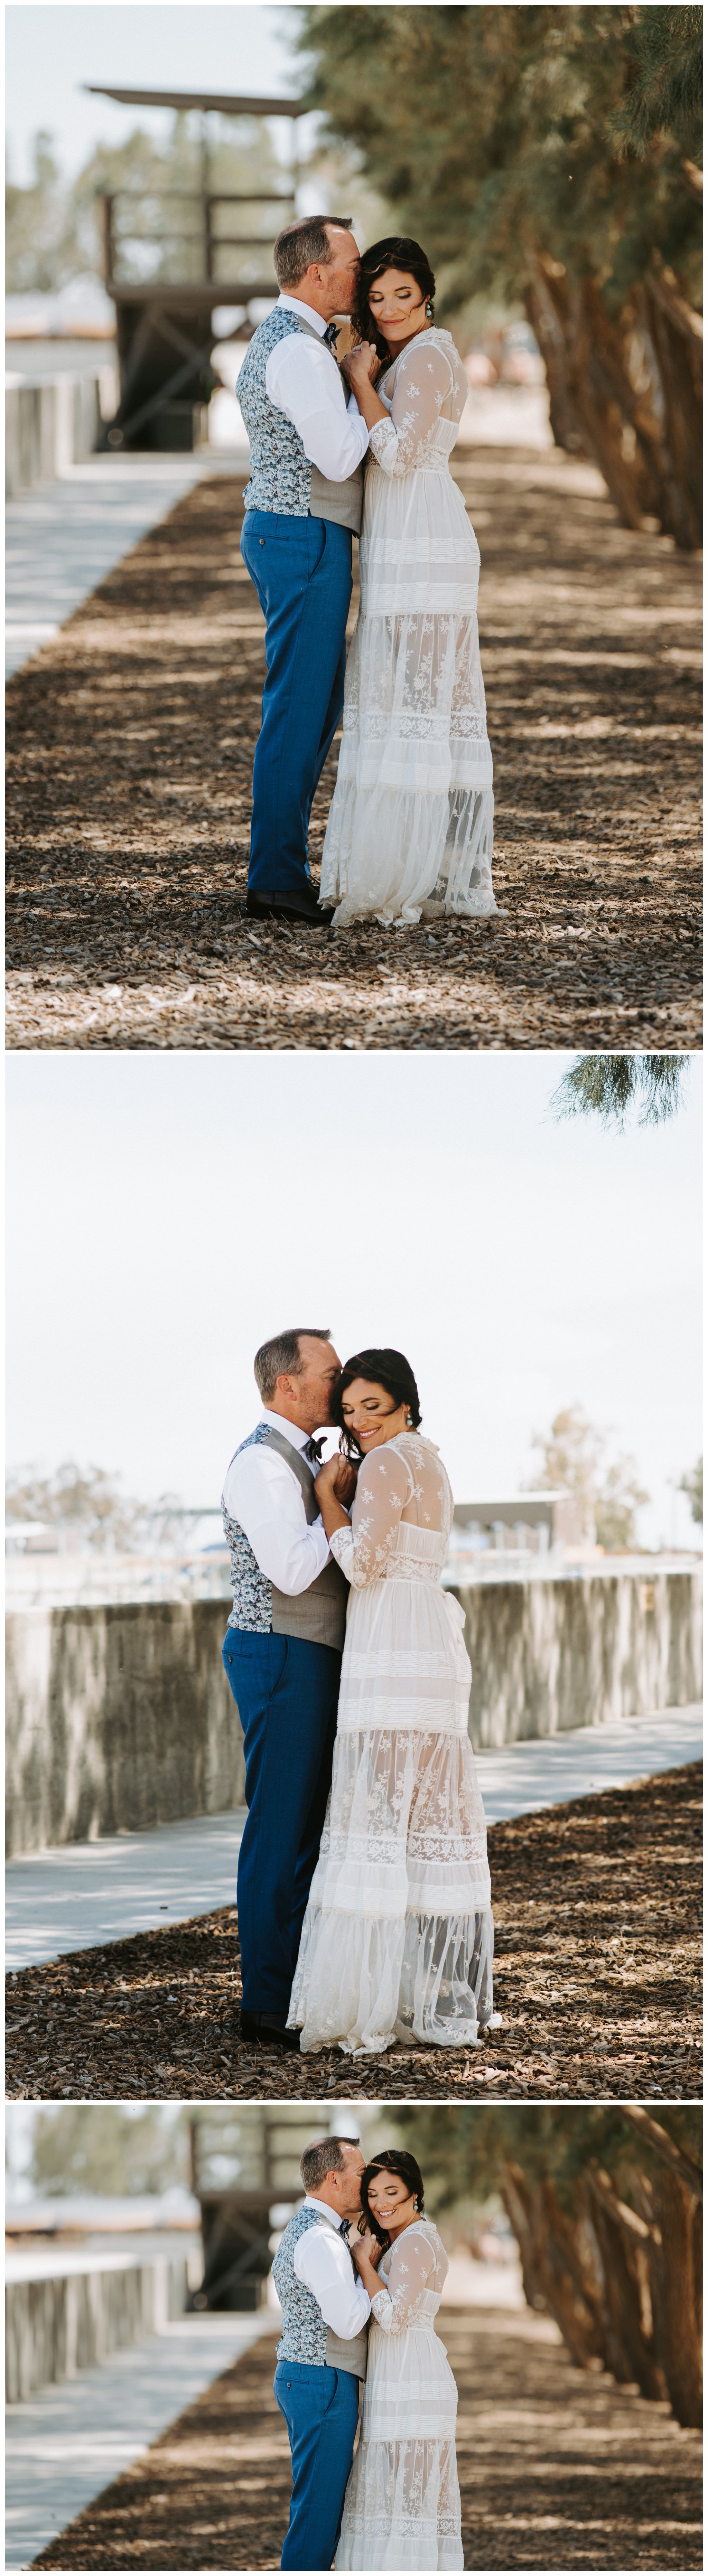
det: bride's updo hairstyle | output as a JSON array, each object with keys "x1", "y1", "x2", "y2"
[
  {"x1": 334, "y1": 1348, "x2": 422, "y2": 1460},
  {"x1": 359, "y1": 2150, "x2": 426, "y2": 2250},
  {"x1": 353, "y1": 235, "x2": 436, "y2": 368}
]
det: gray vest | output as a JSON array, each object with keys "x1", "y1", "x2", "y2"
[
  {"x1": 273, "y1": 2204, "x2": 368, "y2": 2380},
  {"x1": 222, "y1": 1422, "x2": 348, "y2": 1649},
  {"x1": 237, "y1": 303, "x2": 363, "y2": 534}
]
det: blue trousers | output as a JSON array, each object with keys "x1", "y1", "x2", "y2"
[
  {"x1": 240, "y1": 510, "x2": 353, "y2": 895},
  {"x1": 222, "y1": 1627, "x2": 341, "y2": 2015},
  {"x1": 274, "y1": 2360, "x2": 360, "y2": 2571}
]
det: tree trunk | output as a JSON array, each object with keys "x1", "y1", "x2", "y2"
[
  {"x1": 523, "y1": 264, "x2": 586, "y2": 455},
  {"x1": 642, "y1": 268, "x2": 702, "y2": 549},
  {"x1": 645, "y1": 2168, "x2": 702, "y2": 2428},
  {"x1": 587, "y1": 2168, "x2": 667, "y2": 2403},
  {"x1": 526, "y1": 252, "x2": 702, "y2": 549}
]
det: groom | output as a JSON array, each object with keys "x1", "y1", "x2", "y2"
[
  {"x1": 273, "y1": 2135, "x2": 371, "y2": 2570},
  {"x1": 221, "y1": 1327, "x2": 355, "y2": 2052},
  {"x1": 236, "y1": 215, "x2": 371, "y2": 927}
]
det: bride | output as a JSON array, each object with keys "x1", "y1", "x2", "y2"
[
  {"x1": 338, "y1": 2148, "x2": 463, "y2": 2571},
  {"x1": 319, "y1": 235, "x2": 496, "y2": 927},
  {"x1": 287, "y1": 1348, "x2": 496, "y2": 2055}
]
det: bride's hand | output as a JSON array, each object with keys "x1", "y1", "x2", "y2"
[
  {"x1": 313, "y1": 1456, "x2": 342, "y2": 1503},
  {"x1": 342, "y1": 342, "x2": 380, "y2": 396},
  {"x1": 352, "y1": 2229, "x2": 382, "y2": 2270}
]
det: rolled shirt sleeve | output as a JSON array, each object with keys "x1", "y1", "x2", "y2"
[
  {"x1": 293, "y1": 2224, "x2": 372, "y2": 2339},
  {"x1": 222, "y1": 1445, "x2": 331, "y2": 1596},
  {"x1": 265, "y1": 333, "x2": 371, "y2": 483}
]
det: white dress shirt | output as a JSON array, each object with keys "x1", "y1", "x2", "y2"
[
  {"x1": 264, "y1": 292, "x2": 370, "y2": 485},
  {"x1": 222, "y1": 1410, "x2": 332, "y2": 1597},
  {"x1": 292, "y1": 2196, "x2": 371, "y2": 2338}
]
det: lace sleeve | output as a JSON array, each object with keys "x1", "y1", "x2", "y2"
[
  {"x1": 368, "y1": 342, "x2": 455, "y2": 477},
  {"x1": 370, "y1": 2231, "x2": 435, "y2": 2334},
  {"x1": 329, "y1": 1446, "x2": 412, "y2": 1588}
]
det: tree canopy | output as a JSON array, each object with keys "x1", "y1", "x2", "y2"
[
  {"x1": 296, "y1": 6, "x2": 702, "y2": 316},
  {"x1": 550, "y1": 1052, "x2": 690, "y2": 1125}
]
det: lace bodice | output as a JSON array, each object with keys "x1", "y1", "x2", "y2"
[
  {"x1": 368, "y1": 329, "x2": 468, "y2": 478},
  {"x1": 330, "y1": 1433, "x2": 452, "y2": 1589},
  {"x1": 370, "y1": 2218, "x2": 448, "y2": 2335}
]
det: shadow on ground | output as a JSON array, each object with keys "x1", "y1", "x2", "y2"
[
  {"x1": 32, "y1": 2305, "x2": 702, "y2": 2572},
  {"x1": 6, "y1": 1767, "x2": 701, "y2": 2104},
  {"x1": 6, "y1": 452, "x2": 701, "y2": 1049}
]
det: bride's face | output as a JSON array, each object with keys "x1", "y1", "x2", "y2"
[
  {"x1": 367, "y1": 2169, "x2": 420, "y2": 2234},
  {"x1": 367, "y1": 266, "x2": 430, "y2": 351},
  {"x1": 341, "y1": 1377, "x2": 409, "y2": 1452}
]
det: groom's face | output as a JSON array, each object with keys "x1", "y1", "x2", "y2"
[
  {"x1": 274, "y1": 1335, "x2": 342, "y2": 1433},
  {"x1": 317, "y1": 224, "x2": 361, "y2": 318}
]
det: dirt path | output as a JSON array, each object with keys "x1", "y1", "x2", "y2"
[
  {"x1": 32, "y1": 2305, "x2": 702, "y2": 2571},
  {"x1": 6, "y1": 451, "x2": 700, "y2": 1051},
  {"x1": 7, "y1": 1765, "x2": 700, "y2": 2105}
]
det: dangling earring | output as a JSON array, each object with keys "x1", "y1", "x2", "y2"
[
  {"x1": 406, "y1": 1411, "x2": 413, "y2": 1427},
  {"x1": 426, "y1": 300, "x2": 434, "y2": 319}
]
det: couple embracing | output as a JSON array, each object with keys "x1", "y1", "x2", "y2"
[
  {"x1": 272, "y1": 2133, "x2": 463, "y2": 2570},
  {"x1": 221, "y1": 1327, "x2": 497, "y2": 2056},
  {"x1": 236, "y1": 214, "x2": 496, "y2": 929}
]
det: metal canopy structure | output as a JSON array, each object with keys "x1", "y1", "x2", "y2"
[
  {"x1": 85, "y1": 85, "x2": 304, "y2": 450},
  {"x1": 85, "y1": 84, "x2": 302, "y2": 117}
]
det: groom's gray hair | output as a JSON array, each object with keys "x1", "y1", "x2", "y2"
[
  {"x1": 273, "y1": 215, "x2": 353, "y2": 289},
  {"x1": 254, "y1": 1328, "x2": 333, "y2": 1403},
  {"x1": 300, "y1": 2136, "x2": 360, "y2": 2192}
]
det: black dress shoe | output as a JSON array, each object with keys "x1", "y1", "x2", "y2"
[
  {"x1": 245, "y1": 887, "x2": 335, "y2": 929},
  {"x1": 240, "y1": 2009, "x2": 303, "y2": 2053}
]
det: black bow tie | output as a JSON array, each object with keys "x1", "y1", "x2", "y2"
[
  {"x1": 323, "y1": 322, "x2": 339, "y2": 353},
  {"x1": 339, "y1": 2217, "x2": 358, "y2": 2272},
  {"x1": 304, "y1": 1435, "x2": 325, "y2": 1465}
]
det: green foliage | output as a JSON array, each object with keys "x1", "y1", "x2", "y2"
[
  {"x1": 6, "y1": 1460, "x2": 143, "y2": 1551},
  {"x1": 25, "y1": 2105, "x2": 186, "y2": 2198},
  {"x1": 6, "y1": 114, "x2": 281, "y2": 295},
  {"x1": 295, "y1": 7, "x2": 702, "y2": 318},
  {"x1": 612, "y1": 5, "x2": 704, "y2": 158},
  {"x1": 393, "y1": 2103, "x2": 702, "y2": 2216},
  {"x1": 527, "y1": 1403, "x2": 649, "y2": 1550},
  {"x1": 679, "y1": 1455, "x2": 703, "y2": 1524},
  {"x1": 550, "y1": 1052, "x2": 690, "y2": 1126}
]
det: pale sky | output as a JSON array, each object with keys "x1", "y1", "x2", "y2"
[
  {"x1": 6, "y1": 3, "x2": 300, "y2": 186},
  {"x1": 6, "y1": 1053, "x2": 702, "y2": 1551}
]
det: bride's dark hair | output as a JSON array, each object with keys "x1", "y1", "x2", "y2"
[
  {"x1": 333, "y1": 1347, "x2": 422, "y2": 1460},
  {"x1": 359, "y1": 2150, "x2": 426, "y2": 2250},
  {"x1": 353, "y1": 235, "x2": 436, "y2": 368}
]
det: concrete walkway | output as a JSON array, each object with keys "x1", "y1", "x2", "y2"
[
  {"x1": 6, "y1": 446, "x2": 249, "y2": 678},
  {"x1": 6, "y1": 1703, "x2": 700, "y2": 1972},
  {"x1": 5, "y1": 2309, "x2": 273, "y2": 2571}
]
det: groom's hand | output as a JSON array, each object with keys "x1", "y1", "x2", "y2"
[
  {"x1": 332, "y1": 1457, "x2": 358, "y2": 1507},
  {"x1": 341, "y1": 341, "x2": 379, "y2": 389},
  {"x1": 353, "y1": 2230, "x2": 382, "y2": 2269}
]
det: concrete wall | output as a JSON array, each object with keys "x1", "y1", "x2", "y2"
[
  {"x1": 6, "y1": 2258, "x2": 187, "y2": 2402},
  {"x1": 6, "y1": 1601, "x2": 245, "y2": 1859},
  {"x1": 6, "y1": 374, "x2": 103, "y2": 498},
  {"x1": 6, "y1": 1573, "x2": 701, "y2": 1857},
  {"x1": 457, "y1": 1567, "x2": 702, "y2": 1749}
]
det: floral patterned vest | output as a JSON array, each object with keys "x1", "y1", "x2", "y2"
[
  {"x1": 222, "y1": 1422, "x2": 348, "y2": 1647},
  {"x1": 237, "y1": 305, "x2": 363, "y2": 532},
  {"x1": 273, "y1": 2203, "x2": 368, "y2": 2378}
]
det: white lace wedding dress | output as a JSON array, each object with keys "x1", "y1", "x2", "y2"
[
  {"x1": 319, "y1": 326, "x2": 495, "y2": 927},
  {"x1": 336, "y1": 2217, "x2": 463, "y2": 2571},
  {"x1": 288, "y1": 1431, "x2": 494, "y2": 2055}
]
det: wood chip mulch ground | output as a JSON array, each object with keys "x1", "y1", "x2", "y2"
[
  {"x1": 31, "y1": 2304, "x2": 703, "y2": 2570},
  {"x1": 7, "y1": 1765, "x2": 700, "y2": 2104},
  {"x1": 6, "y1": 448, "x2": 701, "y2": 1051}
]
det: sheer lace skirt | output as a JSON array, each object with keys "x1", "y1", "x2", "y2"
[
  {"x1": 336, "y1": 2435, "x2": 463, "y2": 2572},
  {"x1": 289, "y1": 1724, "x2": 494, "y2": 2055},
  {"x1": 320, "y1": 463, "x2": 495, "y2": 926}
]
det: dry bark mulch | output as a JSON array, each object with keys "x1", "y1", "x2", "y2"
[
  {"x1": 31, "y1": 2305, "x2": 703, "y2": 2571},
  {"x1": 6, "y1": 449, "x2": 701, "y2": 1050},
  {"x1": 6, "y1": 1765, "x2": 701, "y2": 2104}
]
